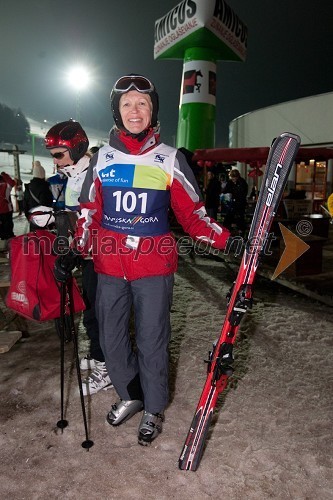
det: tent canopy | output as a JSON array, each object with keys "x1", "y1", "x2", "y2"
[{"x1": 193, "y1": 147, "x2": 333, "y2": 165}]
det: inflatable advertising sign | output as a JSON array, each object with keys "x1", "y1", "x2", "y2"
[
  {"x1": 154, "y1": 0, "x2": 247, "y2": 150},
  {"x1": 154, "y1": 0, "x2": 247, "y2": 62}
]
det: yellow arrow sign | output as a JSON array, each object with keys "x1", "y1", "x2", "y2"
[{"x1": 271, "y1": 223, "x2": 310, "y2": 280}]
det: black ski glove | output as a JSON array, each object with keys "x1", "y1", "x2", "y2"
[{"x1": 54, "y1": 249, "x2": 82, "y2": 282}]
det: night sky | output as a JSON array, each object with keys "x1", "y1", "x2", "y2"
[{"x1": 1, "y1": 0, "x2": 332, "y2": 147}]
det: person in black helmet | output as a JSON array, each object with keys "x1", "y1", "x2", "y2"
[
  {"x1": 45, "y1": 120, "x2": 112, "y2": 396},
  {"x1": 55, "y1": 75, "x2": 231, "y2": 446}
]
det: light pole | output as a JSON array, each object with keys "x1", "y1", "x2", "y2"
[
  {"x1": 67, "y1": 66, "x2": 90, "y2": 123},
  {"x1": 27, "y1": 131, "x2": 38, "y2": 173}
]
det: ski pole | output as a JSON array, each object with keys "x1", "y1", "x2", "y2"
[
  {"x1": 56, "y1": 281, "x2": 69, "y2": 431},
  {"x1": 66, "y1": 277, "x2": 94, "y2": 450}
]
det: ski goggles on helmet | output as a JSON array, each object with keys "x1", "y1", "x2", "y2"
[
  {"x1": 113, "y1": 75, "x2": 155, "y2": 94},
  {"x1": 50, "y1": 150, "x2": 69, "y2": 159}
]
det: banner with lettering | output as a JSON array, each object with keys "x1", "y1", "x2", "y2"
[{"x1": 154, "y1": 0, "x2": 247, "y2": 62}]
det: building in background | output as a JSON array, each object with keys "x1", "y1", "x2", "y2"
[{"x1": 229, "y1": 92, "x2": 333, "y2": 209}]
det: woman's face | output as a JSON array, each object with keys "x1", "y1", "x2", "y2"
[
  {"x1": 49, "y1": 148, "x2": 73, "y2": 168},
  {"x1": 119, "y1": 90, "x2": 153, "y2": 134}
]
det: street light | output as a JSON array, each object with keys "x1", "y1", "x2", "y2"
[
  {"x1": 67, "y1": 66, "x2": 90, "y2": 122},
  {"x1": 27, "y1": 131, "x2": 39, "y2": 173}
]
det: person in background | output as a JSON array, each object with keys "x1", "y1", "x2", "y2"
[
  {"x1": 205, "y1": 170, "x2": 221, "y2": 220},
  {"x1": 23, "y1": 161, "x2": 54, "y2": 231},
  {"x1": 0, "y1": 171, "x2": 15, "y2": 240},
  {"x1": 221, "y1": 169, "x2": 248, "y2": 234},
  {"x1": 44, "y1": 120, "x2": 111, "y2": 396},
  {"x1": 54, "y1": 74, "x2": 231, "y2": 446},
  {"x1": 220, "y1": 172, "x2": 227, "y2": 191},
  {"x1": 89, "y1": 146, "x2": 101, "y2": 155},
  {"x1": 47, "y1": 168, "x2": 67, "y2": 210},
  {"x1": 14, "y1": 178, "x2": 24, "y2": 216}
]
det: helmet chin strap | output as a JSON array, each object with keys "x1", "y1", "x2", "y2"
[{"x1": 123, "y1": 128, "x2": 150, "y2": 142}]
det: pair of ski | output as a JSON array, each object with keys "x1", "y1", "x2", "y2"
[{"x1": 179, "y1": 132, "x2": 301, "y2": 471}]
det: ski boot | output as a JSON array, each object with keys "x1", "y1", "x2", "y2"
[
  {"x1": 138, "y1": 411, "x2": 164, "y2": 446},
  {"x1": 106, "y1": 399, "x2": 143, "y2": 426},
  {"x1": 81, "y1": 361, "x2": 113, "y2": 396}
]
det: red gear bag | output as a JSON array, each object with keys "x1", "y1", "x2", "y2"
[{"x1": 6, "y1": 230, "x2": 86, "y2": 321}]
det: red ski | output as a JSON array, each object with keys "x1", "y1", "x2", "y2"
[{"x1": 179, "y1": 132, "x2": 301, "y2": 471}]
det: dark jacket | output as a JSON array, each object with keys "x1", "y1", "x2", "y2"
[
  {"x1": 222, "y1": 177, "x2": 248, "y2": 212},
  {"x1": 205, "y1": 177, "x2": 221, "y2": 209}
]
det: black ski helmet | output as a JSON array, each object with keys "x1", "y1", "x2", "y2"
[
  {"x1": 110, "y1": 74, "x2": 159, "y2": 131},
  {"x1": 44, "y1": 119, "x2": 89, "y2": 163}
]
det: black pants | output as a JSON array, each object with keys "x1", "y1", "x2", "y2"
[
  {"x1": 82, "y1": 259, "x2": 104, "y2": 362},
  {"x1": 206, "y1": 207, "x2": 218, "y2": 220},
  {"x1": 96, "y1": 274, "x2": 174, "y2": 414},
  {"x1": 0, "y1": 211, "x2": 14, "y2": 239},
  {"x1": 223, "y1": 209, "x2": 246, "y2": 232}
]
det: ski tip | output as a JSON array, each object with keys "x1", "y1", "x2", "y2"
[{"x1": 274, "y1": 132, "x2": 301, "y2": 145}]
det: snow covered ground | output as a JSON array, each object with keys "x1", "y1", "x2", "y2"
[
  {"x1": 1, "y1": 247, "x2": 332, "y2": 499},
  {"x1": 0, "y1": 150, "x2": 56, "y2": 186}
]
